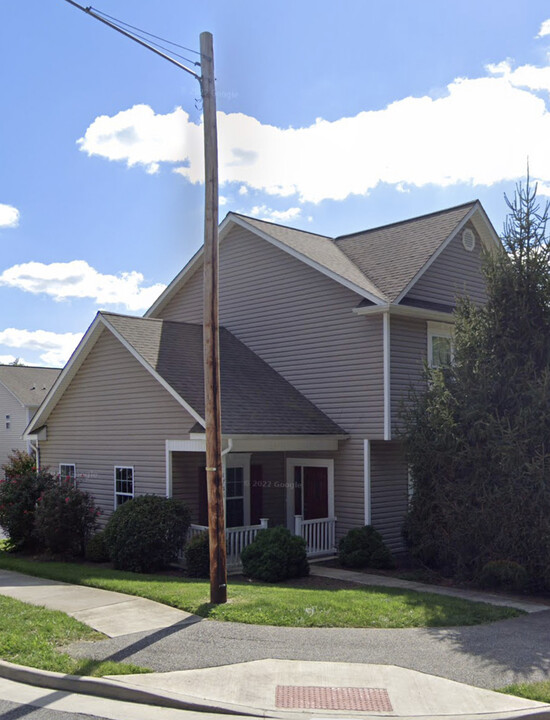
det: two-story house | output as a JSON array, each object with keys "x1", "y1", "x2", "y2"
[
  {"x1": 25, "y1": 201, "x2": 500, "y2": 564},
  {"x1": 0, "y1": 365, "x2": 61, "y2": 473}
]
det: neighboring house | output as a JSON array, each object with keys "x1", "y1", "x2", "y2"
[
  {"x1": 0, "y1": 365, "x2": 61, "y2": 473},
  {"x1": 25, "y1": 201, "x2": 500, "y2": 563}
]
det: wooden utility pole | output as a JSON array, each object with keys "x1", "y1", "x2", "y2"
[
  {"x1": 61, "y1": 3, "x2": 228, "y2": 605},
  {"x1": 200, "y1": 32, "x2": 227, "y2": 605}
]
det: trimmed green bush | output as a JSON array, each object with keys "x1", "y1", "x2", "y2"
[
  {"x1": 85, "y1": 531, "x2": 110, "y2": 563},
  {"x1": 0, "y1": 464, "x2": 55, "y2": 550},
  {"x1": 477, "y1": 560, "x2": 528, "y2": 592},
  {"x1": 241, "y1": 526, "x2": 309, "y2": 582},
  {"x1": 184, "y1": 531, "x2": 210, "y2": 578},
  {"x1": 338, "y1": 525, "x2": 395, "y2": 569},
  {"x1": 35, "y1": 480, "x2": 99, "y2": 556},
  {"x1": 103, "y1": 495, "x2": 191, "y2": 573}
]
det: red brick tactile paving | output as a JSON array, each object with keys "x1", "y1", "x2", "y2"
[{"x1": 275, "y1": 685, "x2": 393, "y2": 711}]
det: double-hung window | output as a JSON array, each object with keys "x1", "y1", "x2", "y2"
[
  {"x1": 114, "y1": 466, "x2": 134, "y2": 508},
  {"x1": 427, "y1": 322, "x2": 454, "y2": 368},
  {"x1": 59, "y1": 464, "x2": 76, "y2": 483}
]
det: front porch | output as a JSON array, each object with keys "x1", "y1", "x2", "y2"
[{"x1": 166, "y1": 437, "x2": 341, "y2": 571}]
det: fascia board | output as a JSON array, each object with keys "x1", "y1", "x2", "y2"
[
  {"x1": 353, "y1": 303, "x2": 455, "y2": 323},
  {"x1": 394, "y1": 203, "x2": 482, "y2": 305},
  {"x1": 24, "y1": 314, "x2": 105, "y2": 437},
  {"x1": 230, "y1": 214, "x2": 385, "y2": 305},
  {"x1": 145, "y1": 214, "x2": 236, "y2": 319},
  {"x1": 100, "y1": 315, "x2": 206, "y2": 427}
]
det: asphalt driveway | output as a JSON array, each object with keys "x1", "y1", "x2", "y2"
[{"x1": 67, "y1": 607, "x2": 550, "y2": 691}]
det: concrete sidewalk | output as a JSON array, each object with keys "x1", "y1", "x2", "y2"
[
  {"x1": 1, "y1": 567, "x2": 550, "y2": 719},
  {"x1": 0, "y1": 568, "x2": 198, "y2": 636},
  {"x1": 309, "y1": 565, "x2": 550, "y2": 613}
]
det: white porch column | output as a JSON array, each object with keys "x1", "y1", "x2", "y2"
[{"x1": 364, "y1": 439, "x2": 371, "y2": 525}]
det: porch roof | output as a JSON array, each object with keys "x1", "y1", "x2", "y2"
[{"x1": 102, "y1": 313, "x2": 346, "y2": 436}]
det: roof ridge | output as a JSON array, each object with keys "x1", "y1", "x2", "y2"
[
  {"x1": 228, "y1": 212, "x2": 333, "y2": 240},
  {"x1": 335, "y1": 200, "x2": 478, "y2": 241}
]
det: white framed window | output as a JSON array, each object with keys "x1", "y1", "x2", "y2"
[
  {"x1": 5, "y1": 415, "x2": 10, "y2": 430},
  {"x1": 59, "y1": 464, "x2": 76, "y2": 483},
  {"x1": 285, "y1": 458, "x2": 334, "y2": 529},
  {"x1": 427, "y1": 321, "x2": 454, "y2": 368},
  {"x1": 114, "y1": 466, "x2": 134, "y2": 508}
]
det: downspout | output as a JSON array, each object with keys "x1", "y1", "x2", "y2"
[
  {"x1": 29, "y1": 439, "x2": 40, "y2": 473},
  {"x1": 221, "y1": 438, "x2": 233, "y2": 457}
]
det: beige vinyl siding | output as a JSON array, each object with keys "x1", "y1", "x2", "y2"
[
  {"x1": 161, "y1": 266, "x2": 203, "y2": 323},
  {"x1": 39, "y1": 330, "x2": 197, "y2": 522},
  {"x1": 390, "y1": 315, "x2": 427, "y2": 434},
  {"x1": 370, "y1": 440, "x2": 408, "y2": 551},
  {"x1": 0, "y1": 384, "x2": 27, "y2": 471},
  {"x1": 404, "y1": 222, "x2": 487, "y2": 307},
  {"x1": 156, "y1": 226, "x2": 385, "y2": 537}
]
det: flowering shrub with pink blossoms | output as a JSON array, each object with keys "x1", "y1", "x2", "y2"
[
  {"x1": 0, "y1": 451, "x2": 55, "y2": 550},
  {"x1": 34, "y1": 479, "x2": 100, "y2": 557}
]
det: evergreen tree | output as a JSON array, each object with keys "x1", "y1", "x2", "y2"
[{"x1": 402, "y1": 178, "x2": 550, "y2": 584}]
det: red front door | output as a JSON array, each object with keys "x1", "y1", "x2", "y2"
[{"x1": 302, "y1": 466, "x2": 329, "y2": 520}]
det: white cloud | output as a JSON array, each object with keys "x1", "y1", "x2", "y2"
[
  {"x1": 78, "y1": 57, "x2": 550, "y2": 204},
  {"x1": 537, "y1": 19, "x2": 550, "y2": 38},
  {"x1": 0, "y1": 328, "x2": 82, "y2": 367},
  {"x1": 0, "y1": 260, "x2": 166, "y2": 312},
  {"x1": 250, "y1": 205, "x2": 302, "y2": 222},
  {"x1": 238, "y1": 185, "x2": 248, "y2": 196},
  {"x1": 219, "y1": 195, "x2": 228, "y2": 206},
  {"x1": 0, "y1": 204, "x2": 20, "y2": 228}
]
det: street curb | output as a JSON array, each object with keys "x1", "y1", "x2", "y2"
[{"x1": 0, "y1": 659, "x2": 265, "y2": 717}]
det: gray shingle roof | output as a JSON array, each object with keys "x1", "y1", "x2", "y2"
[
  {"x1": 231, "y1": 214, "x2": 385, "y2": 301},
  {"x1": 0, "y1": 365, "x2": 61, "y2": 407},
  {"x1": 102, "y1": 313, "x2": 344, "y2": 436},
  {"x1": 334, "y1": 202, "x2": 477, "y2": 302},
  {"x1": 230, "y1": 203, "x2": 477, "y2": 304}
]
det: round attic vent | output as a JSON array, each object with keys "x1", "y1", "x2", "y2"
[{"x1": 462, "y1": 228, "x2": 475, "y2": 251}]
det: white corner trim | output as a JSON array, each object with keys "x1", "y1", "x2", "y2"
[
  {"x1": 101, "y1": 316, "x2": 206, "y2": 428},
  {"x1": 394, "y1": 203, "x2": 480, "y2": 305},
  {"x1": 364, "y1": 439, "x2": 371, "y2": 525},
  {"x1": 383, "y1": 311, "x2": 391, "y2": 441}
]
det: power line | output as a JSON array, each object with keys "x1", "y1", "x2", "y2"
[
  {"x1": 104, "y1": 24, "x2": 201, "y2": 67},
  {"x1": 91, "y1": 7, "x2": 201, "y2": 58}
]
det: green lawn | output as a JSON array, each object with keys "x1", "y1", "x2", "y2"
[
  {"x1": 0, "y1": 553, "x2": 522, "y2": 628},
  {"x1": 498, "y1": 681, "x2": 550, "y2": 703},
  {"x1": 0, "y1": 594, "x2": 150, "y2": 676}
]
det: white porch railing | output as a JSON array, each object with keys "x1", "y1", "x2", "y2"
[
  {"x1": 294, "y1": 515, "x2": 337, "y2": 557},
  {"x1": 187, "y1": 518, "x2": 269, "y2": 571}
]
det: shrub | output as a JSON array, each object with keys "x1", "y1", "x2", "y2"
[
  {"x1": 184, "y1": 531, "x2": 210, "y2": 577},
  {"x1": 2, "y1": 450, "x2": 36, "y2": 479},
  {"x1": 338, "y1": 525, "x2": 395, "y2": 569},
  {"x1": 34, "y1": 479, "x2": 100, "y2": 556},
  {"x1": 0, "y1": 467, "x2": 55, "y2": 550},
  {"x1": 103, "y1": 495, "x2": 191, "y2": 573},
  {"x1": 85, "y1": 532, "x2": 110, "y2": 563},
  {"x1": 241, "y1": 526, "x2": 309, "y2": 582},
  {"x1": 477, "y1": 560, "x2": 528, "y2": 593}
]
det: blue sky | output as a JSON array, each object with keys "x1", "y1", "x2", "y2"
[{"x1": 2, "y1": 1, "x2": 550, "y2": 366}]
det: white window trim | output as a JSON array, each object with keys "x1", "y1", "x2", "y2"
[
  {"x1": 59, "y1": 463, "x2": 76, "y2": 482},
  {"x1": 285, "y1": 458, "x2": 335, "y2": 529},
  {"x1": 114, "y1": 466, "x2": 134, "y2": 509},
  {"x1": 224, "y1": 453, "x2": 251, "y2": 527},
  {"x1": 427, "y1": 321, "x2": 454, "y2": 368}
]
